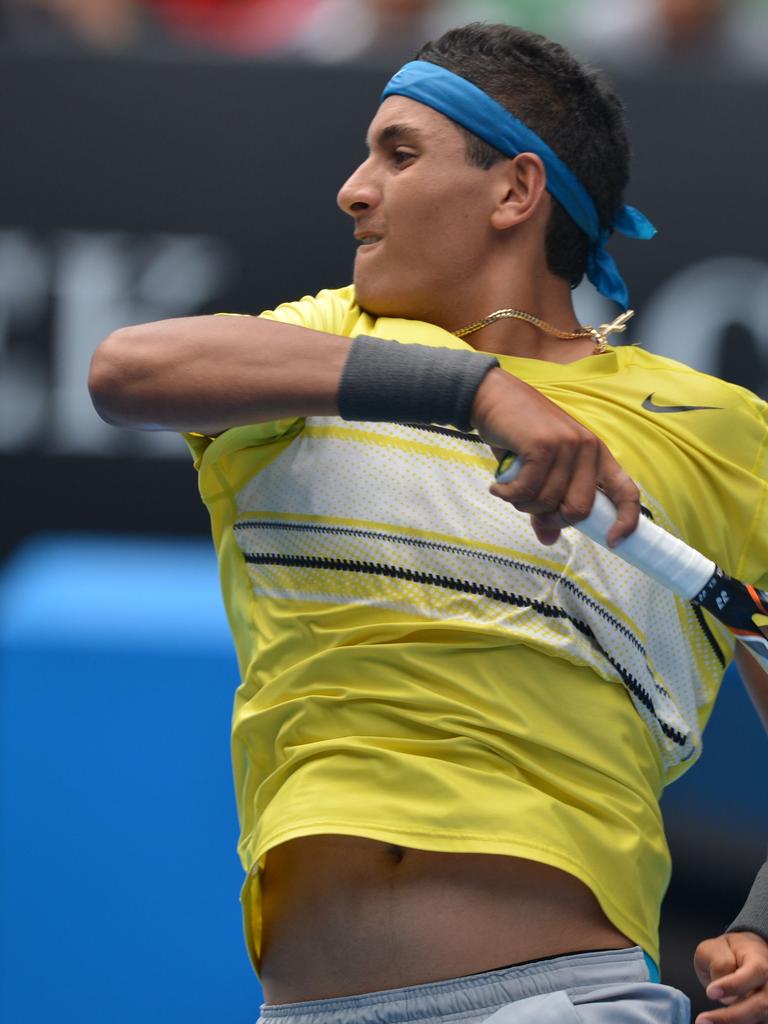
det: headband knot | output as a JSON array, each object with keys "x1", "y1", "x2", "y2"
[{"x1": 381, "y1": 61, "x2": 656, "y2": 309}]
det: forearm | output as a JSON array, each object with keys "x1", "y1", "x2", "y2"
[
  {"x1": 728, "y1": 857, "x2": 768, "y2": 943},
  {"x1": 89, "y1": 323, "x2": 640, "y2": 541},
  {"x1": 88, "y1": 316, "x2": 351, "y2": 434}
]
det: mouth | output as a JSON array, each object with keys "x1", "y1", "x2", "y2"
[{"x1": 355, "y1": 234, "x2": 383, "y2": 249}]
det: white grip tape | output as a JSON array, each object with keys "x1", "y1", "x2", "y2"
[{"x1": 497, "y1": 457, "x2": 715, "y2": 600}]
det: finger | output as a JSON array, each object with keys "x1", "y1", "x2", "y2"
[
  {"x1": 695, "y1": 987, "x2": 768, "y2": 1023},
  {"x1": 531, "y1": 512, "x2": 564, "y2": 546},
  {"x1": 558, "y1": 434, "x2": 601, "y2": 526},
  {"x1": 597, "y1": 449, "x2": 641, "y2": 547},
  {"x1": 695, "y1": 939, "x2": 738, "y2": 989},
  {"x1": 513, "y1": 444, "x2": 579, "y2": 517},
  {"x1": 489, "y1": 451, "x2": 554, "y2": 508},
  {"x1": 707, "y1": 961, "x2": 768, "y2": 1003}
]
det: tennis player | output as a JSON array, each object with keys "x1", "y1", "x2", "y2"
[{"x1": 89, "y1": 23, "x2": 768, "y2": 1024}]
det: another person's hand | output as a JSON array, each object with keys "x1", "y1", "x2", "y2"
[
  {"x1": 471, "y1": 367, "x2": 640, "y2": 547},
  {"x1": 694, "y1": 931, "x2": 768, "y2": 1023}
]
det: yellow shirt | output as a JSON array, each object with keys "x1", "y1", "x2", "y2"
[{"x1": 185, "y1": 285, "x2": 768, "y2": 974}]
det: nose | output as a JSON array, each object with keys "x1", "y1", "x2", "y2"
[{"x1": 337, "y1": 157, "x2": 380, "y2": 217}]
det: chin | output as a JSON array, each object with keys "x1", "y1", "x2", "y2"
[{"x1": 354, "y1": 278, "x2": 434, "y2": 323}]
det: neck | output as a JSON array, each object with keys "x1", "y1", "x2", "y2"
[{"x1": 444, "y1": 275, "x2": 594, "y2": 363}]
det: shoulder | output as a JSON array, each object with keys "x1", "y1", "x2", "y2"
[
  {"x1": 614, "y1": 345, "x2": 767, "y2": 421},
  {"x1": 254, "y1": 287, "x2": 467, "y2": 349},
  {"x1": 257, "y1": 284, "x2": 374, "y2": 337}
]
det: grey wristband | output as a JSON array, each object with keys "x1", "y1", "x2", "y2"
[
  {"x1": 726, "y1": 856, "x2": 768, "y2": 943},
  {"x1": 337, "y1": 335, "x2": 499, "y2": 432}
]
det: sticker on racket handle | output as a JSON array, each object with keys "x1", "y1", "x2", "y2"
[{"x1": 496, "y1": 452, "x2": 768, "y2": 667}]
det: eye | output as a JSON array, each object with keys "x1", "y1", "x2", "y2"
[{"x1": 392, "y1": 149, "x2": 415, "y2": 167}]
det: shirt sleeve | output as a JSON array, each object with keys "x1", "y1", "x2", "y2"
[
  {"x1": 181, "y1": 286, "x2": 359, "y2": 468},
  {"x1": 257, "y1": 285, "x2": 358, "y2": 334}
]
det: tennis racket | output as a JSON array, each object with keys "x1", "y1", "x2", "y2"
[{"x1": 496, "y1": 453, "x2": 768, "y2": 668}]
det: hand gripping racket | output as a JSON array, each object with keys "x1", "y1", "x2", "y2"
[{"x1": 496, "y1": 454, "x2": 768, "y2": 668}]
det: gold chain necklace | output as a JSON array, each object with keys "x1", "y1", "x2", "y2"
[{"x1": 454, "y1": 308, "x2": 634, "y2": 354}]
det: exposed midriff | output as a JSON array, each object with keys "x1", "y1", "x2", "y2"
[{"x1": 259, "y1": 834, "x2": 633, "y2": 1004}]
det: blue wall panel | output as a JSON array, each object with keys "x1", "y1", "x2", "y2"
[
  {"x1": 660, "y1": 663, "x2": 767, "y2": 834},
  {"x1": 0, "y1": 535, "x2": 262, "y2": 1024}
]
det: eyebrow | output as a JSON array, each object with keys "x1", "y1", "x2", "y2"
[{"x1": 366, "y1": 123, "x2": 426, "y2": 150}]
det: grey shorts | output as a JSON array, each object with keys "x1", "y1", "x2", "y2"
[{"x1": 257, "y1": 946, "x2": 691, "y2": 1024}]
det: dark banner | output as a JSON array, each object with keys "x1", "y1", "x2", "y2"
[{"x1": 2, "y1": 51, "x2": 767, "y2": 554}]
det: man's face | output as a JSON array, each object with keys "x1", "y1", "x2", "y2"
[{"x1": 337, "y1": 95, "x2": 502, "y2": 325}]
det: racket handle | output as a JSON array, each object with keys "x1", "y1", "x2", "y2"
[{"x1": 496, "y1": 455, "x2": 715, "y2": 600}]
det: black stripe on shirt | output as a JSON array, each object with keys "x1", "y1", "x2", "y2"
[
  {"x1": 242, "y1": 550, "x2": 689, "y2": 748},
  {"x1": 235, "y1": 519, "x2": 672, "y2": 700}
]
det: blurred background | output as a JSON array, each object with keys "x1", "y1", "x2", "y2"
[{"x1": 0, "y1": 0, "x2": 766, "y2": 1021}]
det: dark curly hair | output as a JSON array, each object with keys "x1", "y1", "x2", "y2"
[{"x1": 415, "y1": 23, "x2": 630, "y2": 288}]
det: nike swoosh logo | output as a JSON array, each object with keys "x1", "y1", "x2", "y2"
[{"x1": 642, "y1": 393, "x2": 722, "y2": 414}]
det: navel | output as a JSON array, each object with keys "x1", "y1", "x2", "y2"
[{"x1": 385, "y1": 844, "x2": 407, "y2": 864}]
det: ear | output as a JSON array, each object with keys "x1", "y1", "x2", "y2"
[{"x1": 490, "y1": 153, "x2": 549, "y2": 231}]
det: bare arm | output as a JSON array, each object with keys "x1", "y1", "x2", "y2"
[
  {"x1": 88, "y1": 316, "x2": 351, "y2": 435},
  {"x1": 88, "y1": 315, "x2": 640, "y2": 544}
]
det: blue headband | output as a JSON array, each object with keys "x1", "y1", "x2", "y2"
[{"x1": 381, "y1": 61, "x2": 656, "y2": 309}]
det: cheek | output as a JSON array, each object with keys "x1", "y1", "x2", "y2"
[
  {"x1": 399, "y1": 187, "x2": 482, "y2": 247},
  {"x1": 409, "y1": 203, "x2": 488, "y2": 275},
  {"x1": 420, "y1": 181, "x2": 490, "y2": 242},
  {"x1": 354, "y1": 179, "x2": 490, "y2": 301}
]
